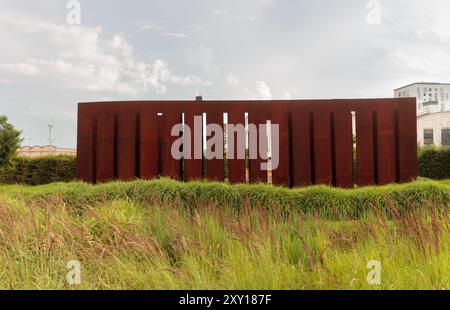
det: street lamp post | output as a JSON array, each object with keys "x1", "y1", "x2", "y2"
[{"x1": 48, "y1": 124, "x2": 55, "y2": 145}]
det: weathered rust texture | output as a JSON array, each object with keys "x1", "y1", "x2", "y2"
[{"x1": 77, "y1": 99, "x2": 417, "y2": 188}]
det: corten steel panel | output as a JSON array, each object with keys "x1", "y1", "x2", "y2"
[
  {"x1": 334, "y1": 110, "x2": 354, "y2": 188},
  {"x1": 96, "y1": 106, "x2": 115, "y2": 183},
  {"x1": 356, "y1": 110, "x2": 375, "y2": 186},
  {"x1": 206, "y1": 111, "x2": 225, "y2": 181},
  {"x1": 270, "y1": 102, "x2": 290, "y2": 186},
  {"x1": 313, "y1": 110, "x2": 332, "y2": 185},
  {"x1": 76, "y1": 104, "x2": 95, "y2": 182},
  {"x1": 140, "y1": 110, "x2": 159, "y2": 180},
  {"x1": 248, "y1": 109, "x2": 269, "y2": 184},
  {"x1": 77, "y1": 99, "x2": 417, "y2": 187},
  {"x1": 290, "y1": 107, "x2": 312, "y2": 187},
  {"x1": 377, "y1": 107, "x2": 396, "y2": 184},
  {"x1": 184, "y1": 110, "x2": 203, "y2": 181},
  {"x1": 398, "y1": 98, "x2": 418, "y2": 182},
  {"x1": 227, "y1": 110, "x2": 246, "y2": 184},
  {"x1": 161, "y1": 108, "x2": 182, "y2": 180},
  {"x1": 118, "y1": 108, "x2": 136, "y2": 181},
  {"x1": 157, "y1": 114, "x2": 163, "y2": 175}
]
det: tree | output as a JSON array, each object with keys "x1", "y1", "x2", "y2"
[{"x1": 0, "y1": 116, "x2": 22, "y2": 168}]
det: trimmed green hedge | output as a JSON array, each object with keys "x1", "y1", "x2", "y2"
[
  {"x1": 0, "y1": 156, "x2": 76, "y2": 185},
  {"x1": 0, "y1": 146, "x2": 448, "y2": 185},
  {"x1": 418, "y1": 146, "x2": 450, "y2": 180}
]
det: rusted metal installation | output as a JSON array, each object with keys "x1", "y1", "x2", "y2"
[{"x1": 77, "y1": 98, "x2": 417, "y2": 188}]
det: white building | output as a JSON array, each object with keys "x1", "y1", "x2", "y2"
[
  {"x1": 394, "y1": 82, "x2": 450, "y2": 114},
  {"x1": 416, "y1": 112, "x2": 450, "y2": 146},
  {"x1": 18, "y1": 145, "x2": 76, "y2": 157},
  {"x1": 394, "y1": 82, "x2": 450, "y2": 146}
]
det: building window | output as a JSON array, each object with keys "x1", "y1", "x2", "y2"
[
  {"x1": 424, "y1": 129, "x2": 434, "y2": 145},
  {"x1": 442, "y1": 128, "x2": 450, "y2": 146}
]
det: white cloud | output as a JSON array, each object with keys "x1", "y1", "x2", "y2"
[
  {"x1": 0, "y1": 78, "x2": 13, "y2": 84},
  {"x1": 139, "y1": 22, "x2": 189, "y2": 39},
  {"x1": 138, "y1": 22, "x2": 165, "y2": 31},
  {"x1": 385, "y1": 2, "x2": 450, "y2": 84},
  {"x1": 161, "y1": 32, "x2": 189, "y2": 39},
  {"x1": 0, "y1": 62, "x2": 39, "y2": 76},
  {"x1": 431, "y1": 16, "x2": 450, "y2": 40},
  {"x1": 0, "y1": 10, "x2": 208, "y2": 96},
  {"x1": 235, "y1": 15, "x2": 257, "y2": 23},
  {"x1": 185, "y1": 46, "x2": 219, "y2": 75},
  {"x1": 225, "y1": 73, "x2": 240, "y2": 86},
  {"x1": 256, "y1": 81, "x2": 272, "y2": 100},
  {"x1": 213, "y1": 10, "x2": 230, "y2": 16}
]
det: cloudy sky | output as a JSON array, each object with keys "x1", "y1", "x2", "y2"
[{"x1": 1, "y1": 0, "x2": 449, "y2": 148}]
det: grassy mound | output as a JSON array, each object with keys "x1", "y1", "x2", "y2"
[{"x1": 2, "y1": 178, "x2": 449, "y2": 220}]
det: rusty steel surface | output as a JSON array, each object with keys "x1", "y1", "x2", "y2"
[
  {"x1": 183, "y1": 110, "x2": 203, "y2": 181},
  {"x1": 76, "y1": 98, "x2": 417, "y2": 188},
  {"x1": 140, "y1": 110, "x2": 158, "y2": 180},
  {"x1": 205, "y1": 110, "x2": 225, "y2": 181},
  {"x1": 248, "y1": 108, "x2": 269, "y2": 184}
]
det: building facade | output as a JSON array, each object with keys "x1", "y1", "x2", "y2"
[
  {"x1": 18, "y1": 145, "x2": 76, "y2": 157},
  {"x1": 394, "y1": 82, "x2": 450, "y2": 146},
  {"x1": 394, "y1": 82, "x2": 450, "y2": 114},
  {"x1": 416, "y1": 112, "x2": 450, "y2": 146}
]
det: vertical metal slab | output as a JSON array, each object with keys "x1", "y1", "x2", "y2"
[
  {"x1": 334, "y1": 110, "x2": 354, "y2": 188},
  {"x1": 117, "y1": 108, "x2": 136, "y2": 181},
  {"x1": 356, "y1": 110, "x2": 375, "y2": 186},
  {"x1": 76, "y1": 104, "x2": 94, "y2": 182},
  {"x1": 398, "y1": 98, "x2": 418, "y2": 182},
  {"x1": 377, "y1": 107, "x2": 396, "y2": 184},
  {"x1": 96, "y1": 106, "x2": 115, "y2": 183},
  {"x1": 313, "y1": 111, "x2": 332, "y2": 185},
  {"x1": 227, "y1": 110, "x2": 246, "y2": 183},
  {"x1": 161, "y1": 109, "x2": 181, "y2": 180},
  {"x1": 271, "y1": 104, "x2": 290, "y2": 186},
  {"x1": 140, "y1": 109, "x2": 159, "y2": 180},
  {"x1": 184, "y1": 110, "x2": 203, "y2": 181},
  {"x1": 206, "y1": 111, "x2": 225, "y2": 181},
  {"x1": 291, "y1": 109, "x2": 312, "y2": 187},
  {"x1": 248, "y1": 109, "x2": 268, "y2": 183}
]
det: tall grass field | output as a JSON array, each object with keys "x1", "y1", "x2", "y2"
[{"x1": 0, "y1": 179, "x2": 448, "y2": 289}]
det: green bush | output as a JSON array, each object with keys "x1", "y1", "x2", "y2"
[
  {"x1": 0, "y1": 145, "x2": 448, "y2": 185},
  {"x1": 0, "y1": 115, "x2": 22, "y2": 168},
  {"x1": 0, "y1": 155, "x2": 76, "y2": 185},
  {"x1": 4, "y1": 178, "x2": 449, "y2": 220},
  {"x1": 418, "y1": 146, "x2": 450, "y2": 180}
]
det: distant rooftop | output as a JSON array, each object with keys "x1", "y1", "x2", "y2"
[
  {"x1": 18, "y1": 145, "x2": 76, "y2": 158},
  {"x1": 394, "y1": 82, "x2": 450, "y2": 91},
  {"x1": 417, "y1": 110, "x2": 450, "y2": 118}
]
